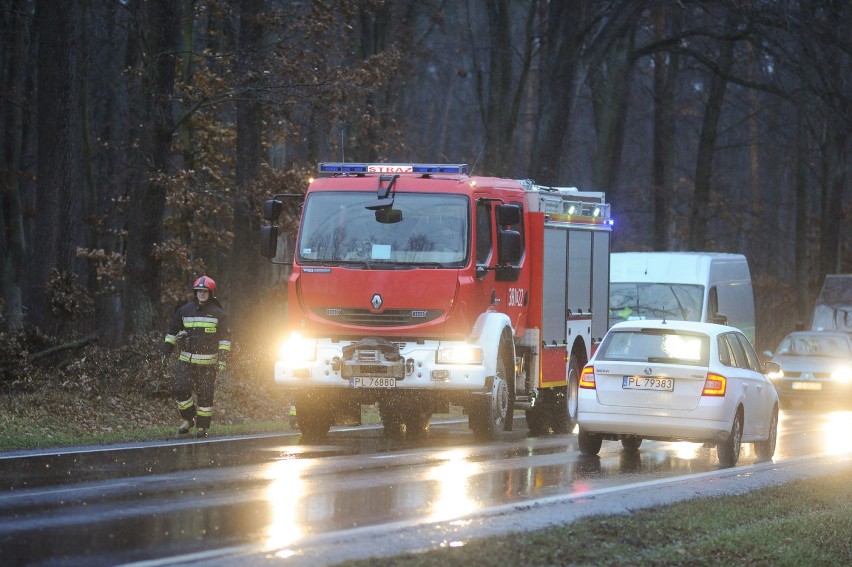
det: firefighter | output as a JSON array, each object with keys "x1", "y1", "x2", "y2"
[{"x1": 161, "y1": 276, "x2": 231, "y2": 438}]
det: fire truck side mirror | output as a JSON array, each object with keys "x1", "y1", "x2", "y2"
[
  {"x1": 260, "y1": 225, "x2": 278, "y2": 258},
  {"x1": 498, "y1": 229, "x2": 522, "y2": 264},
  {"x1": 263, "y1": 199, "x2": 283, "y2": 222},
  {"x1": 496, "y1": 204, "x2": 521, "y2": 226}
]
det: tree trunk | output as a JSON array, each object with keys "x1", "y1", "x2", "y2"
[
  {"x1": 230, "y1": 0, "x2": 265, "y2": 340},
  {"x1": 476, "y1": 0, "x2": 535, "y2": 177},
  {"x1": 794, "y1": 114, "x2": 809, "y2": 329},
  {"x1": 687, "y1": 36, "x2": 734, "y2": 251},
  {"x1": 651, "y1": 6, "x2": 679, "y2": 252},
  {"x1": 1, "y1": 0, "x2": 28, "y2": 329},
  {"x1": 123, "y1": 0, "x2": 181, "y2": 336},
  {"x1": 31, "y1": 0, "x2": 85, "y2": 332},
  {"x1": 590, "y1": 28, "x2": 635, "y2": 214},
  {"x1": 819, "y1": 124, "x2": 846, "y2": 276}
]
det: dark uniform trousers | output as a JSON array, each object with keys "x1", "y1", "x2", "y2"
[{"x1": 174, "y1": 362, "x2": 216, "y2": 429}]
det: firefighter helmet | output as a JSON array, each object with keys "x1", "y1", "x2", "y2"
[{"x1": 193, "y1": 276, "x2": 216, "y2": 294}]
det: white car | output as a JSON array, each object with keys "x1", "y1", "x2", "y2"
[{"x1": 577, "y1": 320, "x2": 780, "y2": 467}]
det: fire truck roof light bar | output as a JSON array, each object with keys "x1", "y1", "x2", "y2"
[{"x1": 319, "y1": 163, "x2": 469, "y2": 175}]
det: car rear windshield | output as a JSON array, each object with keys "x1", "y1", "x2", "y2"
[{"x1": 597, "y1": 329, "x2": 710, "y2": 366}]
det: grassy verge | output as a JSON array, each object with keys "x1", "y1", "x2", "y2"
[{"x1": 337, "y1": 469, "x2": 852, "y2": 566}]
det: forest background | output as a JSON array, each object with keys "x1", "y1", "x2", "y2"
[{"x1": 0, "y1": 0, "x2": 849, "y2": 428}]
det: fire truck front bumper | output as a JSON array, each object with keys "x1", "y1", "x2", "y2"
[{"x1": 273, "y1": 337, "x2": 490, "y2": 391}]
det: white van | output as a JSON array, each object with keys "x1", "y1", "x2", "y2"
[{"x1": 609, "y1": 252, "x2": 756, "y2": 343}]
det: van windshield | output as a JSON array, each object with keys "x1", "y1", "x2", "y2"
[
  {"x1": 609, "y1": 283, "x2": 704, "y2": 324},
  {"x1": 296, "y1": 191, "x2": 470, "y2": 267}
]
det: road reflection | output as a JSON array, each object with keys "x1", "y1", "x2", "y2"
[
  {"x1": 427, "y1": 449, "x2": 478, "y2": 521},
  {"x1": 822, "y1": 411, "x2": 852, "y2": 455},
  {"x1": 1, "y1": 408, "x2": 850, "y2": 565},
  {"x1": 265, "y1": 458, "x2": 308, "y2": 550}
]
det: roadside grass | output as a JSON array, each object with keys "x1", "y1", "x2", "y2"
[{"x1": 336, "y1": 469, "x2": 852, "y2": 566}]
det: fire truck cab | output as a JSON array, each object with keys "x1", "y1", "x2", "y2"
[{"x1": 261, "y1": 163, "x2": 612, "y2": 441}]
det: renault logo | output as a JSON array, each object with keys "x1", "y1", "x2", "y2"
[{"x1": 371, "y1": 294, "x2": 383, "y2": 310}]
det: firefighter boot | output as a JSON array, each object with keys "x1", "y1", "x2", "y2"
[
  {"x1": 196, "y1": 428, "x2": 208, "y2": 438},
  {"x1": 178, "y1": 419, "x2": 194, "y2": 435}
]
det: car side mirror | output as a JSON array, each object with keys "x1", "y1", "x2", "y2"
[
  {"x1": 762, "y1": 361, "x2": 782, "y2": 376},
  {"x1": 708, "y1": 313, "x2": 728, "y2": 325}
]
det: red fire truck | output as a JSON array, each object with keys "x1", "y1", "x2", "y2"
[{"x1": 260, "y1": 163, "x2": 612, "y2": 441}]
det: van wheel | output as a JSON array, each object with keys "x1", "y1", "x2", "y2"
[{"x1": 621, "y1": 436, "x2": 642, "y2": 451}]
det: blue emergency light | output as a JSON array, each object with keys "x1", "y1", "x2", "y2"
[{"x1": 318, "y1": 163, "x2": 468, "y2": 175}]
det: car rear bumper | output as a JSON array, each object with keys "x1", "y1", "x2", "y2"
[{"x1": 578, "y1": 410, "x2": 732, "y2": 443}]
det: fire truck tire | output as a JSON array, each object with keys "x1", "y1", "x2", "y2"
[
  {"x1": 404, "y1": 411, "x2": 432, "y2": 440},
  {"x1": 379, "y1": 403, "x2": 405, "y2": 439},
  {"x1": 472, "y1": 357, "x2": 510, "y2": 441},
  {"x1": 553, "y1": 357, "x2": 582, "y2": 434},
  {"x1": 525, "y1": 406, "x2": 549, "y2": 436},
  {"x1": 578, "y1": 428, "x2": 603, "y2": 456},
  {"x1": 297, "y1": 402, "x2": 333, "y2": 443}
]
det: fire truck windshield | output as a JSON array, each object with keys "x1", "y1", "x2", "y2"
[{"x1": 297, "y1": 192, "x2": 470, "y2": 267}]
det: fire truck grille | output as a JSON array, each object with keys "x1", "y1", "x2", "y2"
[{"x1": 314, "y1": 308, "x2": 443, "y2": 327}]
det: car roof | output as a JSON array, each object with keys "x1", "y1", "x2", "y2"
[{"x1": 608, "y1": 319, "x2": 736, "y2": 336}]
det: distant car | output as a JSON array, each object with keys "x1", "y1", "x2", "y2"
[
  {"x1": 764, "y1": 331, "x2": 852, "y2": 407},
  {"x1": 577, "y1": 320, "x2": 780, "y2": 467}
]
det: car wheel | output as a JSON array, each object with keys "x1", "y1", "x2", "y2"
[
  {"x1": 621, "y1": 435, "x2": 642, "y2": 451},
  {"x1": 754, "y1": 405, "x2": 778, "y2": 461},
  {"x1": 578, "y1": 428, "x2": 603, "y2": 456},
  {"x1": 717, "y1": 408, "x2": 743, "y2": 467}
]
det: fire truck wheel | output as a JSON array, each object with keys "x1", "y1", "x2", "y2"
[
  {"x1": 297, "y1": 402, "x2": 333, "y2": 443},
  {"x1": 404, "y1": 411, "x2": 432, "y2": 440},
  {"x1": 525, "y1": 406, "x2": 549, "y2": 436},
  {"x1": 553, "y1": 357, "x2": 582, "y2": 434},
  {"x1": 578, "y1": 428, "x2": 603, "y2": 456},
  {"x1": 379, "y1": 403, "x2": 405, "y2": 439},
  {"x1": 472, "y1": 357, "x2": 510, "y2": 441}
]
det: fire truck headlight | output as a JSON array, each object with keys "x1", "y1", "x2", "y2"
[
  {"x1": 437, "y1": 345, "x2": 484, "y2": 365},
  {"x1": 278, "y1": 333, "x2": 316, "y2": 364}
]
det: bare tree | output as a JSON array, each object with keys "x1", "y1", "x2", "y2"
[
  {"x1": 531, "y1": 0, "x2": 645, "y2": 184},
  {"x1": 0, "y1": 0, "x2": 30, "y2": 328},
  {"x1": 229, "y1": 0, "x2": 266, "y2": 338},
  {"x1": 30, "y1": 0, "x2": 85, "y2": 332},
  {"x1": 123, "y1": 0, "x2": 182, "y2": 336}
]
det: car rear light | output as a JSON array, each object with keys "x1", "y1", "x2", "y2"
[
  {"x1": 579, "y1": 365, "x2": 596, "y2": 389},
  {"x1": 702, "y1": 373, "x2": 727, "y2": 396}
]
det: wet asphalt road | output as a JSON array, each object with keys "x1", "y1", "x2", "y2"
[{"x1": 0, "y1": 406, "x2": 850, "y2": 566}]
